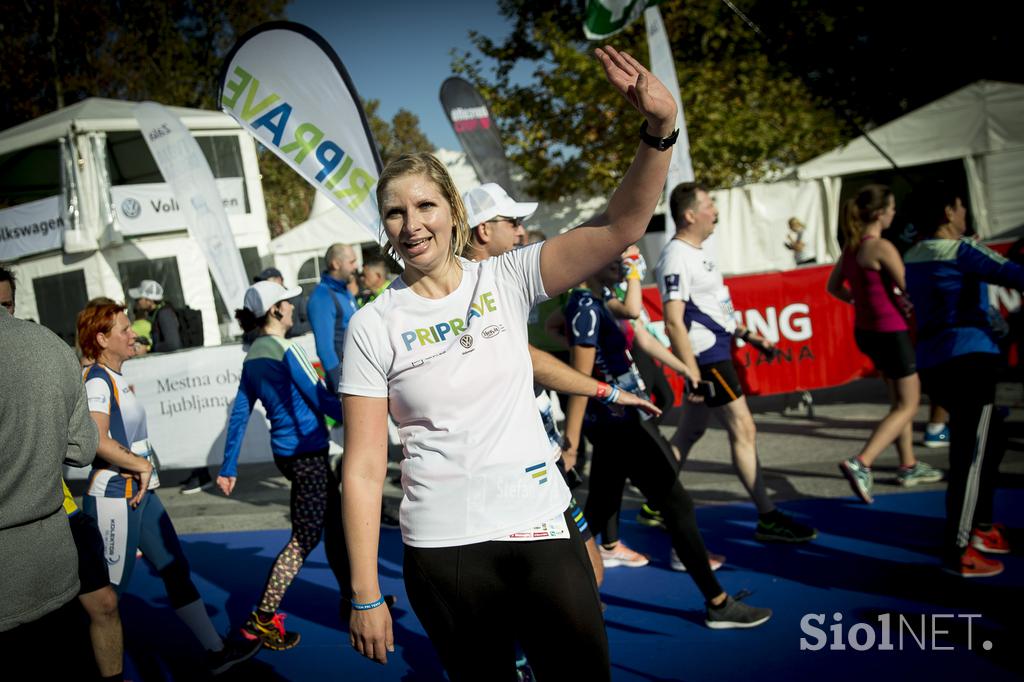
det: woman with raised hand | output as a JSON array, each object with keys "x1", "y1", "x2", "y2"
[
  {"x1": 340, "y1": 47, "x2": 757, "y2": 680},
  {"x1": 217, "y1": 281, "x2": 351, "y2": 651},
  {"x1": 827, "y1": 185, "x2": 941, "y2": 503}
]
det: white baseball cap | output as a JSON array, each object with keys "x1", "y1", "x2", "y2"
[
  {"x1": 128, "y1": 279, "x2": 164, "y2": 301},
  {"x1": 243, "y1": 281, "x2": 302, "y2": 317},
  {"x1": 463, "y1": 183, "x2": 538, "y2": 228}
]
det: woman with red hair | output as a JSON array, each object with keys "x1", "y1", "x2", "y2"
[{"x1": 77, "y1": 302, "x2": 259, "y2": 675}]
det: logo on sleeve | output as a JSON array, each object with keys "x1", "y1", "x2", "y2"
[{"x1": 664, "y1": 274, "x2": 680, "y2": 293}]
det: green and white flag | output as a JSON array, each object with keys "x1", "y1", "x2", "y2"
[{"x1": 583, "y1": 0, "x2": 663, "y2": 40}]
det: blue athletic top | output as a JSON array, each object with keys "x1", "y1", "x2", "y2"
[
  {"x1": 905, "y1": 238, "x2": 1024, "y2": 370},
  {"x1": 565, "y1": 288, "x2": 646, "y2": 422},
  {"x1": 306, "y1": 273, "x2": 357, "y2": 374},
  {"x1": 220, "y1": 335, "x2": 342, "y2": 477}
]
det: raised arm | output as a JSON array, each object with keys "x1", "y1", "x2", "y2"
[
  {"x1": 540, "y1": 47, "x2": 677, "y2": 296},
  {"x1": 605, "y1": 266, "x2": 644, "y2": 320},
  {"x1": 342, "y1": 394, "x2": 393, "y2": 665}
]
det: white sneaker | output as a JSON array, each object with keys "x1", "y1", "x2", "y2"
[
  {"x1": 599, "y1": 541, "x2": 649, "y2": 568},
  {"x1": 670, "y1": 548, "x2": 725, "y2": 572}
]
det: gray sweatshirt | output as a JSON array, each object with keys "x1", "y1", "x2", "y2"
[{"x1": 0, "y1": 307, "x2": 98, "y2": 631}]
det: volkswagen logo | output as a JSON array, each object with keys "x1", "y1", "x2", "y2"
[
  {"x1": 121, "y1": 198, "x2": 142, "y2": 219},
  {"x1": 459, "y1": 335, "x2": 474, "y2": 349}
]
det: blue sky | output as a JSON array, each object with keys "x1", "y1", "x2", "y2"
[{"x1": 287, "y1": 0, "x2": 516, "y2": 152}]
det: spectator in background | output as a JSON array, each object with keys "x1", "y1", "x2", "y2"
[
  {"x1": 129, "y1": 280, "x2": 181, "y2": 352},
  {"x1": 1, "y1": 264, "x2": 101, "y2": 672},
  {"x1": 904, "y1": 184, "x2": 1024, "y2": 578},
  {"x1": 129, "y1": 280, "x2": 214, "y2": 493},
  {"x1": 356, "y1": 256, "x2": 392, "y2": 308},
  {"x1": 307, "y1": 243, "x2": 359, "y2": 393},
  {"x1": 254, "y1": 267, "x2": 310, "y2": 337},
  {"x1": 785, "y1": 217, "x2": 816, "y2": 266}
]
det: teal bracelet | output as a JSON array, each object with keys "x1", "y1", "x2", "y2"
[{"x1": 351, "y1": 596, "x2": 385, "y2": 611}]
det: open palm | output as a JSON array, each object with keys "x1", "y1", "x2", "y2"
[{"x1": 595, "y1": 46, "x2": 677, "y2": 128}]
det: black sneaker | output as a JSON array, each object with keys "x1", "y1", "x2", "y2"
[
  {"x1": 241, "y1": 611, "x2": 300, "y2": 651},
  {"x1": 705, "y1": 594, "x2": 772, "y2": 629},
  {"x1": 180, "y1": 467, "x2": 213, "y2": 495},
  {"x1": 755, "y1": 512, "x2": 817, "y2": 543},
  {"x1": 207, "y1": 635, "x2": 261, "y2": 675}
]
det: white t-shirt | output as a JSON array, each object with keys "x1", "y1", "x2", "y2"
[
  {"x1": 656, "y1": 238, "x2": 737, "y2": 365},
  {"x1": 84, "y1": 364, "x2": 160, "y2": 495},
  {"x1": 341, "y1": 243, "x2": 571, "y2": 548}
]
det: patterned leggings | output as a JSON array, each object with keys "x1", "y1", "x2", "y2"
[{"x1": 259, "y1": 451, "x2": 330, "y2": 613}]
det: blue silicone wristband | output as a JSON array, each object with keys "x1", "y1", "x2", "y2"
[
  {"x1": 600, "y1": 384, "x2": 620, "y2": 405},
  {"x1": 351, "y1": 596, "x2": 385, "y2": 611}
]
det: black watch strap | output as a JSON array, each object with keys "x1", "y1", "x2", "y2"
[{"x1": 639, "y1": 120, "x2": 680, "y2": 151}]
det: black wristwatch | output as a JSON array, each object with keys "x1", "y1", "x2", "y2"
[{"x1": 639, "y1": 120, "x2": 680, "y2": 151}]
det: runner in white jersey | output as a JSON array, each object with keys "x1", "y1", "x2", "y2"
[
  {"x1": 655, "y1": 182, "x2": 817, "y2": 544},
  {"x1": 76, "y1": 301, "x2": 260, "y2": 676},
  {"x1": 341, "y1": 46, "x2": 680, "y2": 680}
]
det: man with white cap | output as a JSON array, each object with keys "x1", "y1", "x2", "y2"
[
  {"x1": 128, "y1": 280, "x2": 181, "y2": 353},
  {"x1": 462, "y1": 182, "x2": 537, "y2": 259}
]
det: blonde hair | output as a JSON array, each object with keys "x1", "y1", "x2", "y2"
[
  {"x1": 376, "y1": 153, "x2": 470, "y2": 265},
  {"x1": 840, "y1": 184, "x2": 892, "y2": 250}
]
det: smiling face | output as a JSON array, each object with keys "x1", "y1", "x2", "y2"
[
  {"x1": 381, "y1": 173, "x2": 455, "y2": 275},
  {"x1": 99, "y1": 312, "x2": 137, "y2": 363}
]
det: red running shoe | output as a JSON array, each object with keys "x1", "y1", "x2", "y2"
[
  {"x1": 971, "y1": 523, "x2": 1010, "y2": 554},
  {"x1": 943, "y1": 546, "x2": 1004, "y2": 578}
]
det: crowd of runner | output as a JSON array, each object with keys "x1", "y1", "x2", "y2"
[{"x1": 1, "y1": 46, "x2": 1017, "y2": 681}]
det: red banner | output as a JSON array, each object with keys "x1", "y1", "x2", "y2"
[
  {"x1": 642, "y1": 264, "x2": 873, "y2": 400},
  {"x1": 641, "y1": 239, "x2": 1019, "y2": 402}
]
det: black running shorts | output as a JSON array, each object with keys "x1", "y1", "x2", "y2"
[
  {"x1": 699, "y1": 360, "x2": 744, "y2": 407},
  {"x1": 854, "y1": 329, "x2": 916, "y2": 380},
  {"x1": 69, "y1": 511, "x2": 111, "y2": 595}
]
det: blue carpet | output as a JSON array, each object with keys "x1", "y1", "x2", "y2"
[{"x1": 122, "y1": 490, "x2": 1023, "y2": 681}]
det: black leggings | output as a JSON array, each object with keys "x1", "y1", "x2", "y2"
[
  {"x1": 584, "y1": 414, "x2": 723, "y2": 602},
  {"x1": 920, "y1": 353, "x2": 1006, "y2": 560},
  {"x1": 403, "y1": 508, "x2": 609, "y2": 682}
]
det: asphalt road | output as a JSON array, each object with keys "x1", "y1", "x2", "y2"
[{"x1": 87, "y1": 377, "x2": 1024, "y2": 535}]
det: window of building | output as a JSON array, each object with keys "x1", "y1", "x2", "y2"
[
  {"x1": 0, "y1": 141, "x2": 61, "y2": 209},
  {"x1": 105, "y1": 132, "x2": 250, "y2": 212},
  {"x1": 32, "y1": 270, "x2": 88, "y2": 346},
  {"x1": 210, "y1": 247, "x2": 264, "y2": 333}
]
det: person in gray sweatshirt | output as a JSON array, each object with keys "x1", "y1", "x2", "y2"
[{"x1": 0, "y1": 290, "x2": 99, "y2": 645}]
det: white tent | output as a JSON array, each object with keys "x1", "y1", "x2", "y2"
[
  {"x1": 797, "y1": 80, "x2": 1024, "y2": 239},
  {"x1": 0, "y1": 98, "x2": 269, "y2": 343}
]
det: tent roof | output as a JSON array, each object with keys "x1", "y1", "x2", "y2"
[
  {"x1": 0, "y1": 97, "x2": 240, "y2": 156},
  {"x1": 797, "y1": 80, "x2": 1024, "y2": 180}
]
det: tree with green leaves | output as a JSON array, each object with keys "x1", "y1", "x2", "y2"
[
  {"x1": 0, "y1": 1, "x2": 432, "y2": 237},
  {"x1": 453, "y1": 0, "x2": 848, "y2": 200}
]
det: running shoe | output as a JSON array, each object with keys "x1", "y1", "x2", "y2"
[
  {"x1": 923, "y1": 425, "x2": 950, "y2": 448},
  {"x1": 754, "y1": 512, "x2": 817, "y2": 543},
  {"x1": 670, "y1": 548, "x2": 725, "y2": 572},
  {"x1": 896, "y1": 461, "x2": 944, "y2": 487},
  {"x1": 705, "y1": 594, "x2": 772, "y2": 629},
  {"x1": 971, "y1": 523, "x2": 1010, "y2": 554},
  {"x1": 207, "y1": 635, "x2": 262, "y2": 675},
  {"x1": 839, "y1": 456, "x2": 873, "y2": 503},
  {"x1": 636, "y1": 503, "x2": 666, "y2": 530},
  {"x1": 241, "y1": 611, "x2": 300, "y2": 651},
  {"x1": 599, "y1": 541, "x2": 649, "y2": 568},
  {"x1": 942, "y1": 546, "x2": 1004, "y2": 578}
]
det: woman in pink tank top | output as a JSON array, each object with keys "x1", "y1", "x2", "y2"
[{"x1": 827, "y1": 185, "x2": 940, "y2": 503}]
